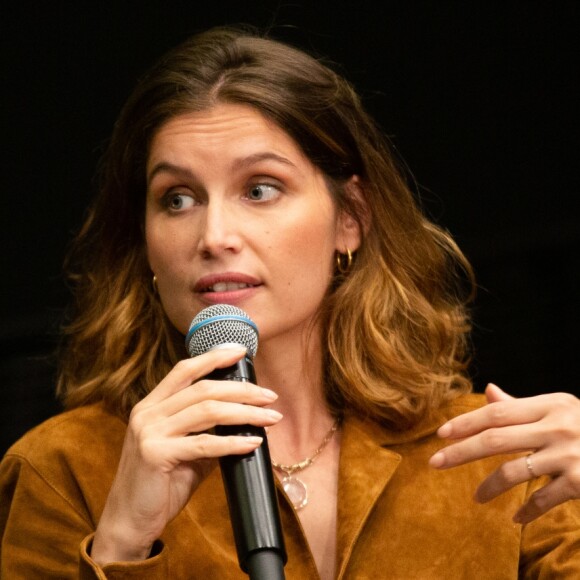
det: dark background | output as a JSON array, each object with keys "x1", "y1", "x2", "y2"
[{"x1": 2, "y1": 1, "x2": 579, "y2": 455}]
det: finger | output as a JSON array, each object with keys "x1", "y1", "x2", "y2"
[
  {"x1": 436, "y1": 395, "x2": 550, "y2": 440},
  {"x1": 484, "y1": 383, "x2": 515, "y2": 404},
  {"x1": 141, "y1": 347, "x2": 247, "y2": 405},
  {"x1": 153, "y1": 379, "x2": 278, "y2": 418},
  {"x1": 429, "y1": 423, "x2": 545, "y2": 469},
  {"x1": 475, "y1": 451, "x2": 554, "y2": 503},
  {"x1": 166, "y1": 401, "x2": 283, "y2": 436},
  {"x1": 172, "y1": 433, "x2": 265, "y2": 462},
  {"x1": 513, "y1": 477, "x2": 574, "y2": 524}
]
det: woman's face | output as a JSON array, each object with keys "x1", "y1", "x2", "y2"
[{"x1": 145, "y1": 103, "x2": 360, "y2": 347}]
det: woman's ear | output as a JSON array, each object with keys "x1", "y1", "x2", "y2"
[{"x1": 335, "y1": 175, "x2": 370, "y2": 253}]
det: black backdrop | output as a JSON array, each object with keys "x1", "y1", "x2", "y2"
[{"x1": 2, "y1": 1, "x2": 579, "y2": 455}]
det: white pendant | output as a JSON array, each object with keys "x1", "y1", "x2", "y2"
[{"x1": 282, "y1": 475, "x2": 308, "y2": 510}]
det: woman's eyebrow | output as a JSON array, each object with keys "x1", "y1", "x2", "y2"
[
  {"x1": 148, "y1": 153, "x2": 298, "y2": 185},
  {"x1": 147, "y1": 162, "x2": 196, "y2": 185},
  {"x1": 231, "y1": 152, "x2": 297, "y2": 171}
]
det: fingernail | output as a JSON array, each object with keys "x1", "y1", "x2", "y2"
[
  {"x1": 265, "y1": 409, "x2": 283, "y2": 421},
  {"x1": 221, "y1": 345, "x2": 246, "y2": 356},
  {"x1": 429, "y1": 451, "x2": 445, "y2": 468},
  {"x1": 261, "y1": 388, "x2": 278, "y2": 401},
  {"x1": 245, "y1": 436, "x2": 263, "y2": 445},
  {"x1": 437, "y1": 423, "x2": 452, "y2": 438}
]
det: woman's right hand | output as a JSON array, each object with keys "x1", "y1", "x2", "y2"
[{"x1": 90, "y1": 346, "x2": 281, "y2": 565}]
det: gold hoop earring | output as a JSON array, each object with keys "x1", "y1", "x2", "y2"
[
  {"x1": 336, "y1": 249, "x2": 353, "y2": 275},
  {"x1": 152, "y1": 275, "x2": 158, "y2": 293}
]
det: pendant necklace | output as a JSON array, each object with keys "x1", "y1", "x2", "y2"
[{"x1": 271, "y1": 417, "x2": 341, "y2": 510}]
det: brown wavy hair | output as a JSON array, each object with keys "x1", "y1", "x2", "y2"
[{"x1": 57, "y1": 26, "x2": 474, "y2": 429}]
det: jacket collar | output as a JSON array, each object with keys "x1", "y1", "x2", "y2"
[{"x1": 334, "y1": 408, "x2": 447, "y2": 578}]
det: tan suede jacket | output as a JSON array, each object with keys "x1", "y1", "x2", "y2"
[{"x1": 1, "y1": 394, "x2": 579, "y2": 578}]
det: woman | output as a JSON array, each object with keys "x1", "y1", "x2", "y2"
[{"x1": 1, "y1": 26, "x2": 579, "y2": 579}]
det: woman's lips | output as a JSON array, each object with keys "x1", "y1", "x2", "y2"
[{"x1": 194, "y1": 273, "x2": 262, "y2": 304}]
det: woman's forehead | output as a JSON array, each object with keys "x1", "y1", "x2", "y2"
[{"x1": 147, "y1": 104, "x2": 313, "y2": 173}]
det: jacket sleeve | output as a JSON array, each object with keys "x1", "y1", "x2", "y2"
[
  {"x1": 519, "y1": 476, "x2": 580, "y2": 578},
  {"x1": 79, "y1": 536, "x2": 167, "y2": 579},
  {"x1": 0, "y1": 453, "x2": 168, "y2": 579}
]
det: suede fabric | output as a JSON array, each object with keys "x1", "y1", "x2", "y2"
[{"x1": 1, "y1": 394, "x2": 579, "y2": 578}]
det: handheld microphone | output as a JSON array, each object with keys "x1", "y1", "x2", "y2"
[{"x1": 186, "y1": 305, "x2": 287, "y2": 579}]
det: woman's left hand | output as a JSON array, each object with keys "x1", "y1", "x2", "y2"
[{"x1": 429, "y1": 384, "x2": 580, "y2": 524}]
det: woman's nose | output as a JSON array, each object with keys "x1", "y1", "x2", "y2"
[{"x1": 197, "y1": 200, "x2": 242, "y2": 257}]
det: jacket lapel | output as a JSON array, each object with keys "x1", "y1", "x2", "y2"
[{"x1": 335, "y1": 415, "x2": 402, "y2": 579}]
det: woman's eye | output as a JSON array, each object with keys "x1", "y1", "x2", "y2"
[
  {"x1": 165, "y1": 192, "x2": 195, "y2": 211},
  {"x1": 246, "y1": 183, "x2": 281, "y2": 202}
]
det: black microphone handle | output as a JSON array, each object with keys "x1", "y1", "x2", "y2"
[{"x1": 208, "y1": 356, "x2": 286, "y2": 579}]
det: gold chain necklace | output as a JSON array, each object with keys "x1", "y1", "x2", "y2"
[{"x1": 271, "y1": 418, "x2": 341, "y2": 510}]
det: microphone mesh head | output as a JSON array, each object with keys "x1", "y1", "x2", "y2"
[{"x1": 185, "y1": 304, "x2": 259, "y2": 358}]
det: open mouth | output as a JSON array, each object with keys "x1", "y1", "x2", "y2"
[{"x1": 202, "y1": 282, "x2": 258, "y2": 293}]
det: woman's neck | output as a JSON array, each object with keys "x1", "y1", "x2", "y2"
[
  {"x1": 253, "y1": 329, "x2": 337, "y2": 462},
  {"x1": 253, "y1": 326, "x2": 341, "y2": 580}
]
